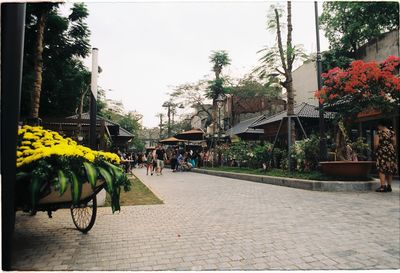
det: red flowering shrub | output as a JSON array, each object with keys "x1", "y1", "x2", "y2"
[{"x1": 315, "y1": 56, "x2": 400, "y2": 119}]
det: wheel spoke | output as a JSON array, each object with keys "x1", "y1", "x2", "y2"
[{"x1": 70, "y1": 196, "x2": 97, "y2": 233}]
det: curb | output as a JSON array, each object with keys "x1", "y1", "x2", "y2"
[{"x1": 192, "y1": 168, "x2": 380, "y2": 192}]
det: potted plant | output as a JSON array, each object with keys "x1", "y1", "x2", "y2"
[{"x1": 315, "y1": 56, "x2": 399, "y2": 179}]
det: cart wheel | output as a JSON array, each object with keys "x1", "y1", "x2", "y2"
[{"x1": 70, "y1": 195, "x2": 97, "y2": 233}]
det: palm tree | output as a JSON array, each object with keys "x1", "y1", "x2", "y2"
[
  {"x1": 210, "y1": 50, "x2": 231, "y2": 81},
  {"x1": 208, "y1": 50, "x2": 231, "y2": 134}
]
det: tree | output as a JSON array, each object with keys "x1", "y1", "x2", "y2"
[
  {"x1": 230, "y1": 75, "x2": 282, "y2": 99},
  {"x1": 169, "y1": 80, "x2": 213, "y2": 125},
  {"x1": 315, "y1": 56, "x2": 400, "y2": 160},
  {"x1": 320, "y1": 2, "x2": 399, "y2": 56},
  {"x1": 22, "y1": 3, "x2": 91, "y2": 119},
  {"x1": 315, "y1": 56, "x2": 400, "y2": 119},
  {"x1": 118, "y1": 113, "x2": 145, "y2": 151},
  {"x1": 255, "y1": 3, "x2": 307, "y2": 116},
  {"x1": 29, "y1": 3, "x2": 58, "y2": 119},
  {"x1": 254, "y1": 2, "x2": 307, "y2": 171},
  {"x1": 208, "y1": 50, "x2": 231, "y2": 134}
]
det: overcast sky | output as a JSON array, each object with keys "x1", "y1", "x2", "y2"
[{"x1": 67, "y1": 1, "x2": 329, "y2": 128}]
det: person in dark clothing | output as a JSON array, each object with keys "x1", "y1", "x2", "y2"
[
  {"x1": 155, "y1": 144, "x2": 167, "y2": 175},
  {"x1": 171, "y1": 149, "x2": 178, "y2": 171}
]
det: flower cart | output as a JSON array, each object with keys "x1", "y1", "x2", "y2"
[{"x1": 16, "y1": 125, "x2": 131, "y2": 233}]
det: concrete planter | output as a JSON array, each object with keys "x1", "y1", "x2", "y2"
[
  {"x1": 193, "y1": 168, "x2": 380, "y2": 192},
  {"x1": 320, "y1": 161, "x2": 375, "y2": 180}
]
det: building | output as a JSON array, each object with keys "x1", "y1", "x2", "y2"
[
  {"x1": 105, "y1": 99, "x2": 126, "y2": 115},
  {"x1": 226, "y1": 95, "x2": 286, "y2": 127}
]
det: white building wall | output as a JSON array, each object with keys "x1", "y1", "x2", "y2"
[{"x1": 292, "y1": 61, "x2": 319, "y2": 106}]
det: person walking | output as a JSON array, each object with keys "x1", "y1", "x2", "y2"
[
  {"x1": 374, "y1": 120, "x2": 397, "y2": 192},
  {"x1": 155, "y1": 144, "x2": 167, "y2": 175},
  {"x1": 146, "y1": 151, "x2": 154, "y2": 175}
]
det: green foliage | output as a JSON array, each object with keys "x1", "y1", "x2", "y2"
[
  {"x1": 272, "y1": 147, "x2": 286, "y2": 169},
  {"x1": 254, "y1": 44, "x2": 308, "y2": 81},
  {"x1": 206, "y1": 78, "x2": 230, "y2": 100},
  {"x1": 209, "y1": 50, "x2": 231, "y2": 78},
  {"x1": 230, "y1": 76, "x2": 282, "y2": 99},
  {"x1": 320, "y1": 2, "x2": 399, "y2": 55},
  {"x1": 21, "y1": 3, "x2": 91, "y2": 118},
  {"x1": 225, "y1": 141, "x2": 251, "y2": 166},
  {"x1": 207, "y1": 50, "x2": 231, "y2": 102},
  {"x1": 100, "y1": 110, "x2": 145, "y2": 152},
  {"x1": 251, "y1": 143, "x2": 273, "y2": 168},
  {"x1": 351, "y1": 137, "x2": 371, "y2": 161},
  {"x1": 292, "y1": 135, "x2": 320, "y2": 172},
  {"x1": 321, "y1": 50, "x2": 354, "y2": 72}
]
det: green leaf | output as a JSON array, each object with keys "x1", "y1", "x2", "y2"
[
  {"x1": 103, "y1": 161, "x2": 123, "y2": 184},
  {"x1": 16, "y1": 172, "x2": 30, "y2": 182},
  {"x1": 111, "y1": 187, "x2": 121, "y2": 213},
  {"x1": 69, "y1": 171, "x2": 82, "y2": 205},
  {"x1": 58, "y1": 169, "x2": 68, "y2": 196},
  {"x1": 98, "y1": 166, "x2": 113, "y2": 194},
  {"x1": 30, "y1": 177, "x2": 41, "y2": 208},
  {"x1": 83, "y1": 162, "x2": 97, "y2": 188}
]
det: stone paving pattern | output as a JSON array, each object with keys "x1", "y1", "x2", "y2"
[{"x1": 12, "y1": 168, "x2": 400, "y2": 270}]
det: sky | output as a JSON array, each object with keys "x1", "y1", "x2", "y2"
[{"x1": 63, "y1": 1, "x2": 330, "y2": 128}]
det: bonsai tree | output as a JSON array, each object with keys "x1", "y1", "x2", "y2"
[{"x1": 315, "y1": 56, "x2": 400, "y2": 160}]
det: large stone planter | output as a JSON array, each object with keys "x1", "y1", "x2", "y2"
[{"x1": 320, "y1": 161, "x2": 375, "y2": 179}]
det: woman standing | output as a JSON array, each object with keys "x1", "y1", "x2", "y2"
[
  {"x1": 146, "y1": 151, "x2": 154, "y2": 175},
  {"x1": 374, "y1": 120, "x2": 397, "y2": 192}
]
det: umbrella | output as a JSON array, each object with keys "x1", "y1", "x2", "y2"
[
  {"x1": 159, "y1": 136, "x2": 188, "y2": 145},
  {"x1": 175, "y1": 128, "x2": 205, "y2": 141}
]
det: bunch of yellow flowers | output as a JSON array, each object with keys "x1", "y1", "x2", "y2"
[{"x1": 17, "y1": 125, "x2": 120, "y2": 168}]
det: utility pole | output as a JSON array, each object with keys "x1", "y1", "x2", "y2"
[
  {"x1": 90, "y1": 48, "x2": 98, "y2": 150},
  {"x1": 315, "y1": 1, "x2": 327, "y2": 161},
  {"x1": 158, "y1": 113, "x2": 164, "y2": 139},
  {"x1": 163, "y1": 101, "x2": 184, "y2": 137}
]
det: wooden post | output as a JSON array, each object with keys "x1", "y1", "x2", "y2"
[
  {"x1": 1, "y1": 3, "x2": 26, "y2": 270},
  {"x1": 99, "y1": 120, "x2": 106, "y2": 150}
]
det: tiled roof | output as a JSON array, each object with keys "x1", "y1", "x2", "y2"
[
  {"x1": 66, "y1": 113, "x2": 134, "y2": 138},
  {"x1": 252, "y1": 102, "x2": 335, "y2": 128},
  {"x1": 226, "y1": 115, "x2": 265, "y2": 136},
  {"x1": 66, "y1": 113, "x2": 117, "y2": 127}
]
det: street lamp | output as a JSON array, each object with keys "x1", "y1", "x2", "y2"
[
  {"x1": 162, "y1": 101, "x2": 184, "y2": 137},
  {"x1": 216, "y1": 94, "x2": 225, "y2": 166}
]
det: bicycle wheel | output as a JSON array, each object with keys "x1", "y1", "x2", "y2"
[{"x1": 70, "y1": 195, "x2": 97, "y2": 233}]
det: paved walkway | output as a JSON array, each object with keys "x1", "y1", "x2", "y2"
[{"x1": 12, "y1": 168, "x2": 400, "y2": 270}]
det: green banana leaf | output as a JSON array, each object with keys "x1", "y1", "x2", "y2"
[
  {"x1": 98, "y1": 166, "x2": 113, "y2": 194},
  {"x1": 103, "y1": 161, "x2": 124, "y2": 185},
  {"x1": 111, "y1": 187, "x2": 121, "y2": 213},
  {"x1": 16, "y1": 171, "x2": 30, "y2": 182},
  {"x1": 83, "y1": 162, "x2": 97, "y2": 188},
  {"x1": 30, "y1": 176, "x2": 41, "y2": 208},
  {"x1": 57, "y1": 169, "x2": 68, "y2": 196},
  {"x1": 69, "y1": 171, "x2": 82, "y2": 205}
]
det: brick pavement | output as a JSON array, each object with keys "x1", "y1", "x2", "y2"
[{"x1": 12, "y1": 168, "x2": 400, "y2": 270}]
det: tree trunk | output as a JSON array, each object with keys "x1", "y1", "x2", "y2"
[
  {"x1": 286, "y1": 1, "x2": 294, "y2": 116},
  {"x1": 77, "y1": 85, "x2": 89, "y2": 134},
  {"x1": 274, "y1": 8, "x2": 288, "y2": 74},
  {"x1": 212, "y1": 68, "x2": 221, "y2": 135},
  {"x1": 30, "y1": 10, "x2": 48, "y2": 119}
]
